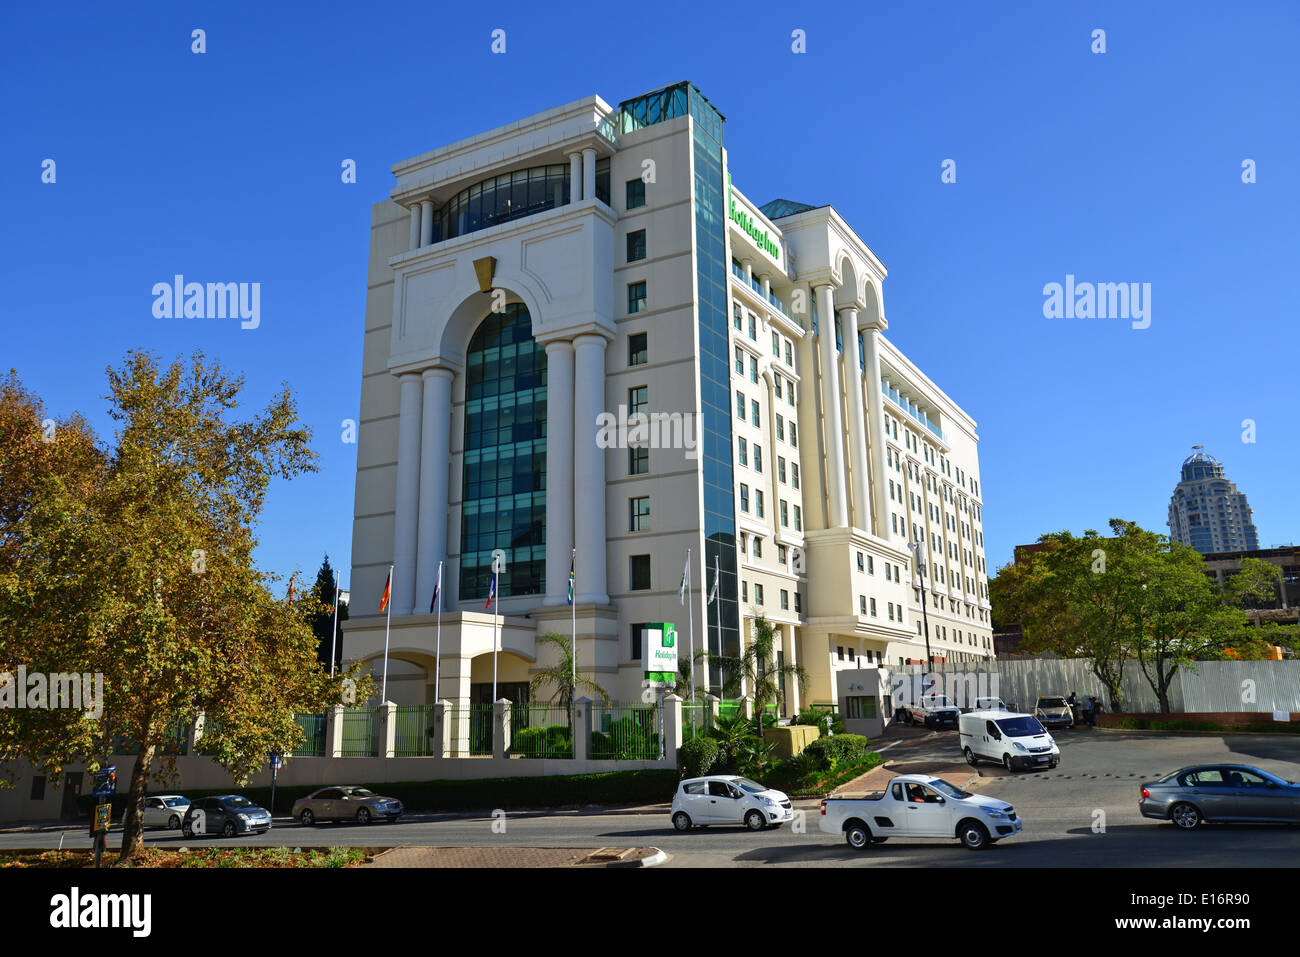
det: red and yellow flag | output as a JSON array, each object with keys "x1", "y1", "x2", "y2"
[
  {"x1": 378, "y1": 568, "x2": 392, "y2": 613},
  {"x1": 287, "y1": 573, "x2": 296, "y2": 606}
]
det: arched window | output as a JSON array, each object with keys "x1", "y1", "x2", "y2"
[{"x1": 459, "y1": 303, "x2": 547, "y2": 600}]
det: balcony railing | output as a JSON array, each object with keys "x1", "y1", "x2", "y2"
[{"x1": 883, "y1": 383, "x2": 946, "y2": 442}]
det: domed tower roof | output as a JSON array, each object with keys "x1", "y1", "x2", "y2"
[{"x1": 1181, "y1": 446, "x2": 1224, "y2": 481}]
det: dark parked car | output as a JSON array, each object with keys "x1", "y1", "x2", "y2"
[
  {"x1": 182, "y1": 795, "x2": 272, "y2": 838},
  {"x1": 1139, "y1": 764, "x2": 1300, "y2": 830}
]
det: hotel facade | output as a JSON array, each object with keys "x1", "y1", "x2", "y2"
[{"x1": 345, "y1": 83, "x2": 994, "y2": 724}]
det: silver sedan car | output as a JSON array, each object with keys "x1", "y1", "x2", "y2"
[
  {"x1": 1139, "y1": 764, "x2": 1300, "y2": 829},
  {"x1": 292, "y1": 786, "x2": 404, "y2": 826}
]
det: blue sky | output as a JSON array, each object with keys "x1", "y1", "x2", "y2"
[{"x1": 3, "y1": 1, "x2": 1296, "y2": 592}]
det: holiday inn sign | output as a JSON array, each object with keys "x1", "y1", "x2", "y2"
[{"x1": 727, "y1": 174, "x2": 782, "y2": 266}]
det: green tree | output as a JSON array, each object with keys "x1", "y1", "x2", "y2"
[
  {"x1": 528, "y1": 632, "x2": 611, "y2": 720},
  {"x1": 309, "y1": 554, "x2": 349, "y2": 671},
  {"x1": 707, "y1": 612, "x2": 808, "y2": 732},
  {"x1": 0, "y1": 353, "x2": 367, "y2": 863}
]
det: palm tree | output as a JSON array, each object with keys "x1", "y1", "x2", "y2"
[
  {"x1": 528, "y1": 632, "x2": 611, "y2": 728},
  {"x1": 707, "y1": 611, "x2": 808, "y2": 733}
]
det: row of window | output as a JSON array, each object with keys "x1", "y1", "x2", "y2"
[
  {"x1": 734, "y1": 391, "x2": 797, "y2": 444},
  {"x1": 738, "y1": 580, "x2": 802, "y2": 612},
  {"x1": 732, "y1": 303, "x2": 796, "y2": 371}
]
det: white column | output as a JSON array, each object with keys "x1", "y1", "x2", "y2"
[
  {"x1": 416, "y1": 367, "x2": 454, "y2": 614},
  {"x1": 544, "y1": 340, "x2": 575, "y2": 605},
  {"x1": 840, "y1": 308, "x2": 871, "y2": 532},
  {"x1": 393, "y1": 372, "x2": 424, "y2": 615},
  {"x1": 573, "y1": 334, "x2": 608, "y2": 604},
  {"x1": 816, "y1": 284, "x2": 848, "y2": 528},
  {"x1": 420, "y1": 199, "x2": 434, "y2": 247},
  {"x1": 582, "y1": 148, "x2": 597, "y2": 202},
  {"x1": 409, "y1": 204, "x2": 422, "y2": 250},
  {"x1": 568, "y1": 152, "x2": 583, "y2": 202}
]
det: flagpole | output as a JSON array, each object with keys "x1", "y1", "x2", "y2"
[
  {"x1": 381, "y1": 563, "x2": 393, "y2": 702},
  {"x1": 713, "y1": 554, "x2": 722, "y2": 696},
  {"x1": 570, "y1": 548, "x2": 577, "y2": 736},
  {"x1": 434, "y1": 561, "x2": 443, "y2": 704},
  {"x1": 329, "y1": 571, "x2": 341, "y2": 678},
  {"x1": 492, "y1": 557, "x2": 499, "y2": 704},
  {"x1": 687, "y1": 547, "x2": 695, "y2": 734}
]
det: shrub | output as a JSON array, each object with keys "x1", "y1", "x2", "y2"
[
  {"x1": 801, "y1": 733, "x2": 870, "y2": 771},
  {"x1": 678, "y1": 736, "x2": 720, "y2": 778},
  {"x1": 513, "y1": 724, "x2": 573, "y2": 758},
  {"x1": 792, "y1": 708, "x2": 845, "y2": 735}
]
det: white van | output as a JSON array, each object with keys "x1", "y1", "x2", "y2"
[{"x1": 959, "y1": 710, "x2": 1060, "y2": 772}]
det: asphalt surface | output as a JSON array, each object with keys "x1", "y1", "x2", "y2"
[{"x1": 5, "y1": 729, "x2": 1299, "y2": 867}]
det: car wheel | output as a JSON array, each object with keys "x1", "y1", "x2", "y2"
[
  {"x1": 1003, "y1": 754, "x2": 1016, "y2": 773},
  {"x1": 959, "y1": 820, "x2": 990, "y2": 850},
  {"x1": 744, "y1": 810, "x2": 765, "y2": 831},
  {"x1": 845, "y1": 822, "x2": 871, "y2": 850},
  {"x1": 672, "y1": 812, "x2": 692, "y2": 832},
  {"x1": 1171, "y1": 802, "x2": 1202, "y2": 830},
  {"x1": 299, "y1": 809, "x2": 315, "y2": 826},
  {"x1": 1049, "y1": 759, "x2": 1058, "y2": 769},
  {"x1": 221, "y1": 820, "x2": 237, "y2": 838},
  {"x1": 356, "y1": 807, "x2": 372, "y2": 826},
  {"x1": 167, "y1": 814, "x2": 180, "y2": 830},
  {"x1": 964, "y1": 747, "x2": 978, "y2": 767}
]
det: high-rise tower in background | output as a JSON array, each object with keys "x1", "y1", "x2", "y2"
[{"x1": 1168, "y1": 447, "x2": 1260, "y2": 553}]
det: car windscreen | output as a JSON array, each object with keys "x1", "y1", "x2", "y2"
[
  {"x1": 222, "y1": 796, "x2": 255, "y2": 809},
  {"x1": 345, "y1": 788, "x2": 375, "y2": 797},
  {"x1": 924, "y1": 697, "x2": 955, "y2": 708},
  {"x1": 1038, "y1": 698, "x2": 1066, "y2": 708},
  {"x1": 996, "y1": 716, "x2": 1046, "y2": 737},
  {"x1": 163, "y1": 797, "x2": 188, "y2": 807},
  {"x1": 929, "y1": 779, "x2": 972, "y2": 800},
  {"x1": 735, "y1": 778, "x2": 767, "y2": 793}
]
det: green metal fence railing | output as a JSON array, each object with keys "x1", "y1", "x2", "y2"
[
  {"x1": 590, "y1": 704, "x2": 661, "y2": 760},
  {"x1": 293, "y1": 713, "x2": 327, "y2": 757},
  {"x1": 394, "y1": 705, "x2": 436, "y2": 757},
  {"x1": 508, "y1": 703, "x2": 574, "y2": 759},
  {"x1": 447, "y1": 704, "x2": 494, "y2": 757},
  {"x1": 341, "y1": 707, "x2": 380, "y2": 757}
]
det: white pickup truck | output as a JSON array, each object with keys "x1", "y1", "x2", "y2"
[
  {"x1": 901, "y1": 694, "x2": 961, "y2": 729},
  {"x1": 818, "y1": 773, "x2": 1023, "y2": 850}
]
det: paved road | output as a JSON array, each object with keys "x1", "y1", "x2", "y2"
[{"x1": 5, "y1": 731, "x2": 1298, "y2": 867}]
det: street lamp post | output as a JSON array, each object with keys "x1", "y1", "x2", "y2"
[{"x1": 907, "y1": 540, "x2": 935, "y2": 700}]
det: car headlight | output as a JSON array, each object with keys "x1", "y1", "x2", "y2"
[
  {"x1": 982, "y1": 807, "x2": 1010, "y2": 818},
  {"x1": 1013, "y1": 742, "x2": 1028, "y2": 752},
  {"x1": 759, "y1": 796, "x2": 777, "y2": 806}
]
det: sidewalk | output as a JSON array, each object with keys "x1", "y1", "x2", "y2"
[{"x1": 360, "y1": 846, "x2": 664, "y2": 868}]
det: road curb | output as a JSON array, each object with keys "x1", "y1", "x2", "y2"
[{"x1": 604, "y1": 847, "x2": 667, "y2": 868}]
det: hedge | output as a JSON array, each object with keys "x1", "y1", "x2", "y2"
[
  {"x1": 677, "y1": 737, "x2": 720, "y2": 778},
  {"x1": 800, "y1": 733, "x2": 870, "y2": 771}
]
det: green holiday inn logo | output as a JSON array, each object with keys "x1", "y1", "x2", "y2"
[{"x1": 727, "y1": 174, "x2": 781, "y2": 264}]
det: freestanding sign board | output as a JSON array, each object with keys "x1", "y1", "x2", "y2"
[{"x1": 643, "y1": 622, "x2": 678, "y2": 688}]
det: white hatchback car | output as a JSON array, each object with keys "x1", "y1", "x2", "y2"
[
  {"x1": 671, "y1": 775, "x2": 794, "y2": 831},
  {"x1": 143, "y1": 794, "x2": 190, "y2": 830}
]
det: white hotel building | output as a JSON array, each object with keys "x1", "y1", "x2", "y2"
[{"x1": 346, "y1": 83, "x2": 993, "y2": 724}]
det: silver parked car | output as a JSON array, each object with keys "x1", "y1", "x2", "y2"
[
  {"x1": 143, "y1": 794, "x2": 190, "y2": 830},
  {"x1": 292, "y1": 786, "x2": 404, "y2": 826},
  {"x1": 1139, "y1": 764, "x2": 1300, "y2": 829},
  {"x1": 181, "y1": 795, "x2": 272, "y2": 838}
]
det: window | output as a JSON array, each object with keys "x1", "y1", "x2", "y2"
[
  {"x1": 788, "y1": 422, "x2": 797, "y2": 447},
  {"x1": 776, "y1": 415, "x2": 784, "y2": 441},
  {"x1": 629, "y1": 555, "x2": 651, "y2": 590},
  {"x1": 627, "y1": 281, "x2": 646, "y2": 314},
  {"x1": 860, "y1": 595, "x2": 866, "y2": 614},
  {"x1": 773, "y1": 376, "x2": 782, "y2": 401},
  {"x1": 30, "y1": 775, "x2": 45, "y2": 800},
  {"x1": 755, "y1": 583, "x2": 764, "y2": 605},
  {"x1": 753, "y1": 445, "x2": 762, "y2": 473},
  {"x1": 845, "y1": 696, "x2": 877, "y2": 719},
  {"x1": 742, "y1": 581, "x2": 748, "y2": 602},
  {"x1": 630, "y1": 622, "x2": 648, "y2": 659},
  {"x1": 777, "y1": 544, "x2": 787, "y2": 565},
  {"x1": 629, "y1": 445, "x2": 648, "y2": 475},
  {"x1": 628, "y1": 332, "x2": 647, "y2": 366},
  {"x1": 755, "y1": 490, "x2": 764, "y2": 518},
  {"x1": 888, "y1": 602, "x2": 895, "y2": 621},
  {"x1": 735, "y1": 345, "x2": 745, "y2": 375},
  {"x1": 772, "y1": 331, "x2": 781, "y2": 356},
  {"x1": 738, "y1": 437, "x2": 748, "y2": 467},
  {"x1": 793, "y1": 504, "x2": 802, "y2": 531},
  {"x1": 736, "y1": 390, "x2": 745, "y2": 419},
  {"x1": 793, "y1": 592, "x2": 802, "y2": 613},
  {"x1": 857, "y1": 552, "x2": 865, "y2": 572},
  {"x1": 752, "y1": 537, "x2": 762, "y2": 559},
  {"x1": 781, "y1": 589, "x2": 789, "y2": 610},
  {"x1": 748, "y1": 315, "x2": 757, "y2": 340},
  {"x1": 628, "y1": 386, "x2": 648, "y2": 415},
  {"x1": 837, "y1": 646, "x2": 845, "y2": 661},
  {"x1": 749, "y1": 355, "x2": 758, "y2": 383},
  {"x1": 629, "y1": 496, "x2": 650, "y2": 531},
  {"x1": 733, "y1": 302, "x2": 742, "y2": 330},
  {"x1": 867, "y1": 555, "x2": 874, "y2": 575},
  {"x1": 626, "y1": 229, "x2": 646, "y2": 262},
  {"x1": 791, "y1": 463, "x2": 800, "y2": 489},
  {"x1": 870, "y1": 597, "x2": 878, "y2": 616},
  {"x1": 740, "y1": 484, "x2": 750, "y2": 512},
  {"x1": 625, "y1": 178, "x2": 646, "y2": 209},
  {"x1": 778, "y1": 456, "x2": 786, "y2": 483},
  {"x1": 785, "y1": 340, "x2": 793, "y2": 367},
  {"x1": 780, "y1": 500, "x2": 789, "y2": 527},
  {"x1": 751, "y1": 399, "x2": 760, "y2": 427}
]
